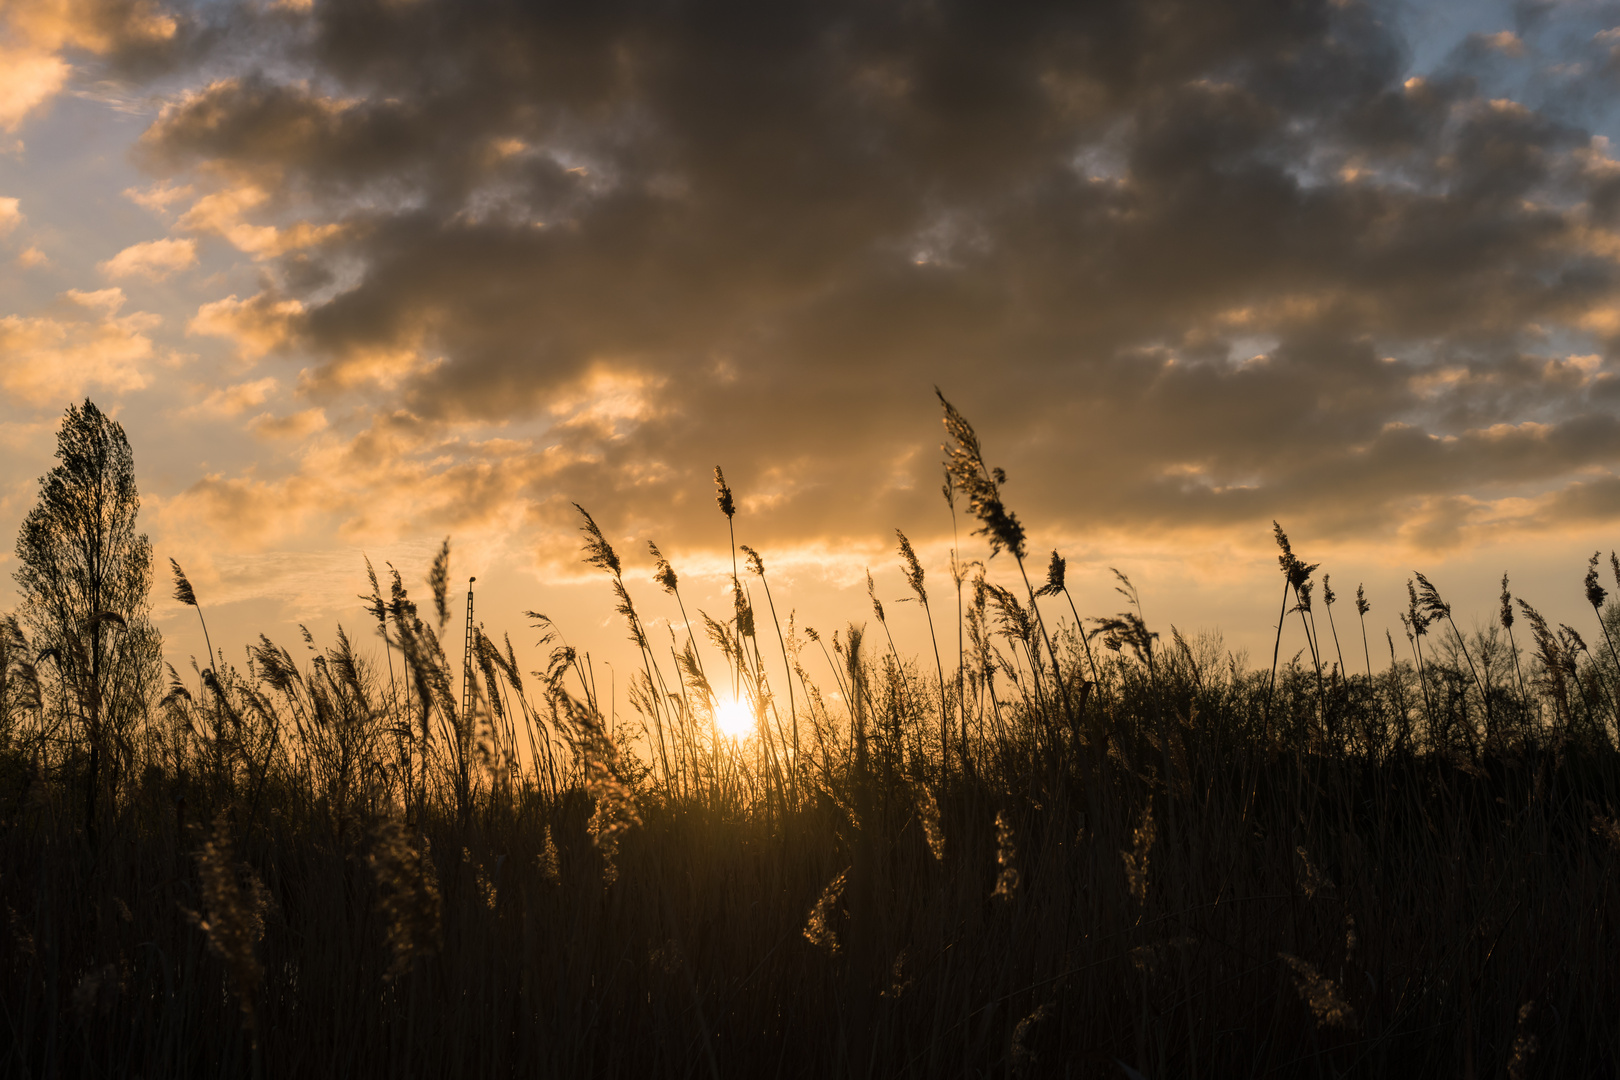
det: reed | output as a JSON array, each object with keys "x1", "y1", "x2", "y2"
[{"x1": 4, "y1": 395, "x2": 1620, "y2": 1078}]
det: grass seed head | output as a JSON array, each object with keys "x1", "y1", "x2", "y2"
[
  {"x1": 1035, "y1": 549, "x2": 1065, "y2": 598},
  {"x1": 1294, "y1": 845, "x2": 1335, "y2": 899},
  {"x1": 992, "y1": 809, "x2": 1020, "y2": 903},
  {"x1": 803, "y1": 868, "x2": 849, "y2": 953},
  {"x1": 191, "y1": 812, "x2": 267, "y2": 1025},
  {"x1": 648, "y1": 541, "x2": 678, "y2": 593},
  {"x1": 1587, "y1": 551, "x2": 1608, "y2": 611},
  {"x1": 368, "y1": 820, "x2": 443, "y2": 983},
  {"x1": 937, "y1": 390, "x2": 1025, "y2": 560},
  {"x1": 1123, "y1": 804, "x2": 1155, "y2": 904},
  {"x1": 714, "y1": 466, "x2": 735, "y2": 519},
  {"x1": 1278, "y1": 953, "x2": 1357, "y2": 1030},
  {"x1": 914, "y1": 783, "x2": 944, "y2": 861},
  {"x1": 428, "y1": 537, "x2": 451, "y2": 629},
  {"x1": 896, "y1": 530, "x2": 926, "y2": 604},
  {"x1": 169, "y1": 558, "x2": 198, "y2": 607},
  {"x1": 1508, "y1": 1002, "x2": 1539, "y2": 1080}
]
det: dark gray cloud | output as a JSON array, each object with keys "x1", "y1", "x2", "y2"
[{"x1": 131, "y1": 0, "x2": 1620, "y2": 556}]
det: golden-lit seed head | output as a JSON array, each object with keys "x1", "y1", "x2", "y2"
[
  {"x1": 1294, "y1": 845, "x2": 1334, "y2": 900},
  {"x1": 1122, "y1": 804, "x2": 1155, "y2": 905},
  {"x1": 914, "y1": 783, "x2": 944, "y2": 861},
  {"x1": 368, "y1": 820, "x2": 443, "y2": 983},
  {"x1": 190, "y1": 812, "x2": 269, "y2": 1024},
  {"x1": 803, "y1": 868, "x2": 849, "y2": 953},
  {"x1": 539, "y1": 824, "x2": 561, "y2": 885},
  {"x1": 1508, "y1": 1001, "x2": 1538, "y2": 1080},
  {"x1": 1278, "y1": 953, "x2": 1357, "y2": 1030},
  {"x1": 992, "y1": 810, "x2": 1019, "y2": 903}
]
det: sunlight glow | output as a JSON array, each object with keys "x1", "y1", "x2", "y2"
[{"x1": 714, "y1": 695, "x2": 755, "y2": 740}]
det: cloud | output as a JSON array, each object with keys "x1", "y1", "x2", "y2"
[
  {"x1": 124, "y1": 179, "x2": 193, "y2": 213},
  {"x1": 16, "y1": 245, "x2": 47, "y2": 267},
  {"x1": 174, "y1": 180, "x2": 342, "y2": 258},
  {"x1": 0, "y1": 197, "x2": 20, "y2": 234},
  {"x1": 188, "y1": 290, "x2": 302, "y2": 358},
  {"x1": 0, "y1": 49, "x2": 70, "y2": 130},
  {"x1": 186, "y1": 376, "x2": 278, "y2": 417},
  {"x1": 249, "y1": 406, "x2": 326, "y2": 439},
  {"x1": 99, "y1": 236, "x2": 196, "y2": 279},
  {"x1": 0, "y1": 287, "x2": 158, "y2": 404},
  {"x1": 59, "y1": 0, "x2": 1620, "y2": 563},
  {"x1": 0, "y1": 0, "x2": 185, "y2": 130}
]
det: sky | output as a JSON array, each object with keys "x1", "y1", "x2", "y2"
[{"x1": 5, "y1": 0, "x2": 1620, "y2": 699}]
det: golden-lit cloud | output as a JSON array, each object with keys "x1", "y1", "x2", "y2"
[
  {"x1": 13, "y1": 0, "x2": 1620, "y2": 627},
  {"x1": 176, "y1": 182, "x2": 342, "y2": 258},
  {"x1": 0, "y1": 49, "x2": 69, "y2": 130},
  {"x1": 98, "y1": 236, "x2": 196, "y2": 279},
  {"x1": 187, "y1": 290, "x2": 302, "y2": 358},
  {"x1": 0, "y1": 0, "x2": 182, "y2": 129},
  {"x1": 249, "y1": 406, "x2": 326, "y2": 439},
  {"x1": 0, "y1": 287, "x2": 158, "y2": 404},
  {"x1": 0, "y1": 197, "x2": 22, "y2": 233},
  {"x1": 185, "y1": 376, "x2": 278, "y2": 417},
  {"x1": 123, "y1": 179, "x2": 193, "y2": 213},
  {"x1": 16, "y1": 245, "x2": 48, "y2": 267}
]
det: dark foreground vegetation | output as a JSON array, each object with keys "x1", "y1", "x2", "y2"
[{"x1": 3, "y1": 397, "x2": 1620, "y2": 1078}]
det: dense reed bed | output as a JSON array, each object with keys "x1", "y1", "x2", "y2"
[{"x1": 4, "y1": 399, "x2": 1620, "y2": 1077}]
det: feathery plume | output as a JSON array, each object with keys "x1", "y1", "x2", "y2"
[
  {"x1": 1587, "y1": 551, "x2": 1608, "y2": 611},
  {"x1": 1295, "y1": 845, "x2": 1335, "y2": 899},
  {"x1": 1500, "y1": 575, "x2": 1514, "y2": 631},
  {"x1": 1278, "y1": 953, "x2": 1356, "y2": 1029},
  {"x1": 428, "y1": 537, "x2": 451, "y2": 629},
  {"x1": 914, "y1": 782, "x2": 944, "y2": 861},
  {"x1": 992, "y1": 810, "x2": 1020, "y2": 903},
  {"x1": 803, "y1": 868, "x2": 849, "y2": 953},
  {"x1": 896, "y1": 530, "x2": 927, "y2": 605},
  {"x1": 368, "y1": 820, "x2": 443, "y2": 982},
  {"x1": 714, "y1": 466, "x2": 735, "y2": 519},
  {"x1": 937, "y1": 390, "x2": 1025, "y2": 560},
  {"x1": 189, "y1": 812, "x2": 269, "y2": 1027},
  {"x1": 170, "y1": 558, "x2": 198, "y2": 607},
  {"x1": 866, "y1": 569, "x2": 886, "y2": 625},
  {"x1": 648, "y1": 541, "x2": 678, "y2": 593},
  {"x1": 1508, "y1": 1002, "x2": 1538, "y2": 1080},
  {"x1": 1123, "y1": 804, "x2": 1155, "y2": 904},
  {"x1": 1035, "y1": 549, "x2": 1065, "y2": 598}
]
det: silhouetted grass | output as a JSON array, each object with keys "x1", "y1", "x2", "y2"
[{"x1": 3, "y1": 399, "x2": 1620, "y2": 1077}]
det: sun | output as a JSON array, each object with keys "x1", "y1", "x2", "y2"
[{"x1": 714, "y1": 695, "x2": 755, "y2": 740}]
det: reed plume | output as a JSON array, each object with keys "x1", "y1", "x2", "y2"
[
  {"x1": 369, "y1": 819, "x2": 443, "y2": 982},
  {"x1": 803, "y1": 868, "x2": 848, "y2": 953},
  {"x1": 991, "y1": 809, "x2": 1019, "y2": 903},
  {"x1": 897, "y1": 529, "x2": 951, "y2": 778},
  {"x1": 936, "y1": 390, "x2": 1072, "y2": 730},
  {"x1": 1277, "y1": 953, "x2": 1356, "y2": 1030},
  {"x1": 1122, "y1": 804, "x2": 1154, "y2": 905},
  {"x1": 189, "y1": 811, "x2": 269, "y2": 1034}
]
